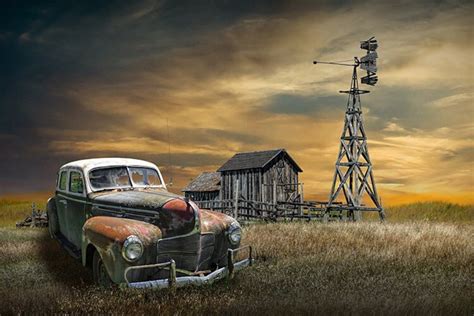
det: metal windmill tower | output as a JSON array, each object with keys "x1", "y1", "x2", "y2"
[{"x1": 313, "y1": 37, "x2": 385, "y2": 221}]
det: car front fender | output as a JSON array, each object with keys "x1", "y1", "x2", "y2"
[
  {"x1": 82, "y1": 216, "x2": 162, "y2": 284},
  {"x1": 200, "y1": 209, "x2": 237, "y2": 234}
]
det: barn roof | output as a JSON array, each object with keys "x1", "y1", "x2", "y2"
[
  {"x1": 182, "y1": 172, "x2": 221, "y2": 192},
  {"x1": 217, "y1": 149, "x2": 302, "y2": 172}
]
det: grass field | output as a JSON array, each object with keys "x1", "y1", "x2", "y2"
[{"x1": 0, "y1": 199, "x2": 473, "y2": 314}]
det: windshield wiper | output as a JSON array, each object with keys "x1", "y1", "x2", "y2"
[
  {"x1": 93, "y1": 188, "x2": 118, "y2": 193},
  {"x1": 93, "y1": 187, "x2": 132, "y2": 193}
]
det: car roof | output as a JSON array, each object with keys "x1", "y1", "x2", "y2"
[{"x1": 60, "y1": 158, "x2": 159, "y2": 174}]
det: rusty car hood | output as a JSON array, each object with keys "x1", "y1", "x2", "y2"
[
  {"x1": 89, "y1": 189, "x2": 198, "y2": 237},
  {"x1": 90, "y1": 189, "x2": 178, "y2": 209}
]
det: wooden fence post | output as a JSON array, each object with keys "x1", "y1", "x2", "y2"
[
  {"x1": 30, "y1": 203, "x2": 36, "y2": 228},
  {"x1": 234, "y1": 179, "x2": 239, "y2": 219},
  {"x1": 272, "y1": 181, "x2": 277, "y2": 214},
  {"x1": 299, "y1": 183, "x2": 304, "y2": 216}
]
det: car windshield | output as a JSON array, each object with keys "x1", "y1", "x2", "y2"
[
  {"x1": 89, "y1": 167, "x2": 132, "y2": 190},
  {"x1": 129, "y1": 167, "x2": 162, "y2": 186},
  {"x1": 89, "y1": 166, "x2": 162, "y2": 190}
]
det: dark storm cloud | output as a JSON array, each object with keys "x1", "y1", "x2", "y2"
[
  {"x1": 0, "y1": 0, "x2": 296, "y2": 193},
  {"x1": 263, "y1": 86, "x2": 471, "y2": 137},
  {"x1": 141, "y1": 152, "x2": 227, "y2": 168},
  {"x1": 162, "y1": 128, "x2": 262, "y2": 147},
  {"x1": 441, "y1": 146, "x2": 474, "y2": 163},
  {"x1": 264, "y1": 94, "x2": 345, "y2": 117},
  {"x1": 364, "y1": 87, "x2": 472, "y2": 133},
  {"x1": 0, "y1": 0, "x2": 341, "y2": 134}
]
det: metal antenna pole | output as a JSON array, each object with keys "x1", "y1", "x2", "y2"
[{"x1": 166, "y1": 118, "x2": 173, "y2": 187}]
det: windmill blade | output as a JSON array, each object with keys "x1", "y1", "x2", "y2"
[
  {"x1": 361, "y1": 51, "x2": 378, "y2": 63},
  {"x1": 360, "y1": 37, "x2": 379, "y2": 86},
  {"x1": 361, "y1": 74, "x2": 378, "y2": 86},
  {"x1": 361, "y1": 63, "x2": 377, "y2": 73},
  {"x1": 361, "y1": 51, "x2": 378, "y2": 73},
  {"x1": 360, "y1": 37, "x2": 378, "y2": 51}
]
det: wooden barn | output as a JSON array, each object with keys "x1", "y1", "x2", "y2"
[
  {"x1": 182, "y1": 172, "x2": 221, "y2": 201},
  {"x1": 218, "y1": 149, "x2": 302, "y2": 204}
]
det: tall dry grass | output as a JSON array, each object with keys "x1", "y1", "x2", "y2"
[
  {"x1": 0, "y1": 221, "x2": 472, "y2": 314},
  {"x1": 0, "y1": 197, "x2": 49, "y2": 227},
  {"x1": 385, "y1": 201, "x2": 473, "y2": 222}
]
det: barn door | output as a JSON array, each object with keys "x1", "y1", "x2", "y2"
[{"x1": 275, "y1": 160, "x2": 297, "y2": 202}]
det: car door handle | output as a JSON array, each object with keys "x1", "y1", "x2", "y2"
[{"x1": 59, "y1": 200, "x2": 68, "y2": 205}]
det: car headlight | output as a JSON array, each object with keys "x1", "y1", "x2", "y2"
[
  {"x1": 228, "y1": 222, "x2": 242, "y2": 246},
  {"x1": 122, "y1": 235, "x2": 143, "y2": 262}
]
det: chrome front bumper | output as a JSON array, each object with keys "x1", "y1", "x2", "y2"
[{"x1": 124, "y1": 245, "x2": 253, "y2": 289}]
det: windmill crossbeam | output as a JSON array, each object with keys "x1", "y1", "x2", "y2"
[
  {"x1": 339, "y1": 89, "x2": 370, "y2": 95},
  {"x1": 338, "y1": 162, "x2": 371, "y2": 167},
  {"x1": 327, "y1": 206, "x2": 382, "y2": 212}
]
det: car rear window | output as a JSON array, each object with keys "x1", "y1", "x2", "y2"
[{"x1": 59, "y1": 171, "x2": 67, "y2": 191}]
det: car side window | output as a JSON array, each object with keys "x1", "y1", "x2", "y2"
[
  {"x1": 59, "y1": 171, "x2": 68, "y2": 191},
  {"x1": 69, "y1": 171, "x2": 84, "y2": 194}
]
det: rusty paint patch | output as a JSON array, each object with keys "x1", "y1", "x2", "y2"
[
  {"x1": 84, "y1": 216, "x2": 162, "y2": 246},
  {"x1": 200, "y1": 209, "x2": 236, "y2": 234},
  {"x1": 162, "y1": 199, "x2": 194, "y2": 220},
  {"x1": 160, "y1": 198, "x2": 196, "y2": 237}
]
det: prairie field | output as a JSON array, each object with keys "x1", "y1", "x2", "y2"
[{"x1": 0, "y1": 199, "x2": 472, "y2": 314}]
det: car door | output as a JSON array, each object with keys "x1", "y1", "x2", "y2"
[
  {"x1": 56, "y1": 170, "x2": 70, "y2": 240},
  {"x1": 67, "y1": 170, "x2": 87, "y2": 249}
]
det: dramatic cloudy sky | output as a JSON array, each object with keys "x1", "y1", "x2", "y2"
[{"x1": 1, "y1": 0, "x2": 473, "y2": 204}]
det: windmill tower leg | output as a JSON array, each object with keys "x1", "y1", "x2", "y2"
[{"x1": 326, "y1": 65, "x2": 385, "y2": 221}]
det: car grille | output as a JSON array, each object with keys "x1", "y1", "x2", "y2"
[
  {"x1": 196, "y1": 233, "x2": 215, "y2": 271},
  {"x1": 156, "y1": 232, "x2": 217, "y2": 272}
]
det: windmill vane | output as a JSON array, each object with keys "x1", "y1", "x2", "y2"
[{"x1": 360, "y1": 37, "x2": 378, "y2": 86}]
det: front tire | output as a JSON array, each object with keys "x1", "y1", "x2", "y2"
[{"x1": 92, "y1": 250, "x2": 113, "y2": 287}]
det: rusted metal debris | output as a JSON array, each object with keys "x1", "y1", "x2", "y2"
[{"x1": 16, "y1": 203, "x2": 48, "y2": 228}]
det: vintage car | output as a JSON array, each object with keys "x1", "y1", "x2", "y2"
[{"x1": 46, "y1": 158, "x2": 252, "y2": 288}]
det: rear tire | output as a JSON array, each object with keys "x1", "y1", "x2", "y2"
[
  {"x1": 46, "y1": 198, "x2": 59, "y2": 238},
  {"x1": 92, "y1": 250, "x2": 113, "y2": 287}
]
